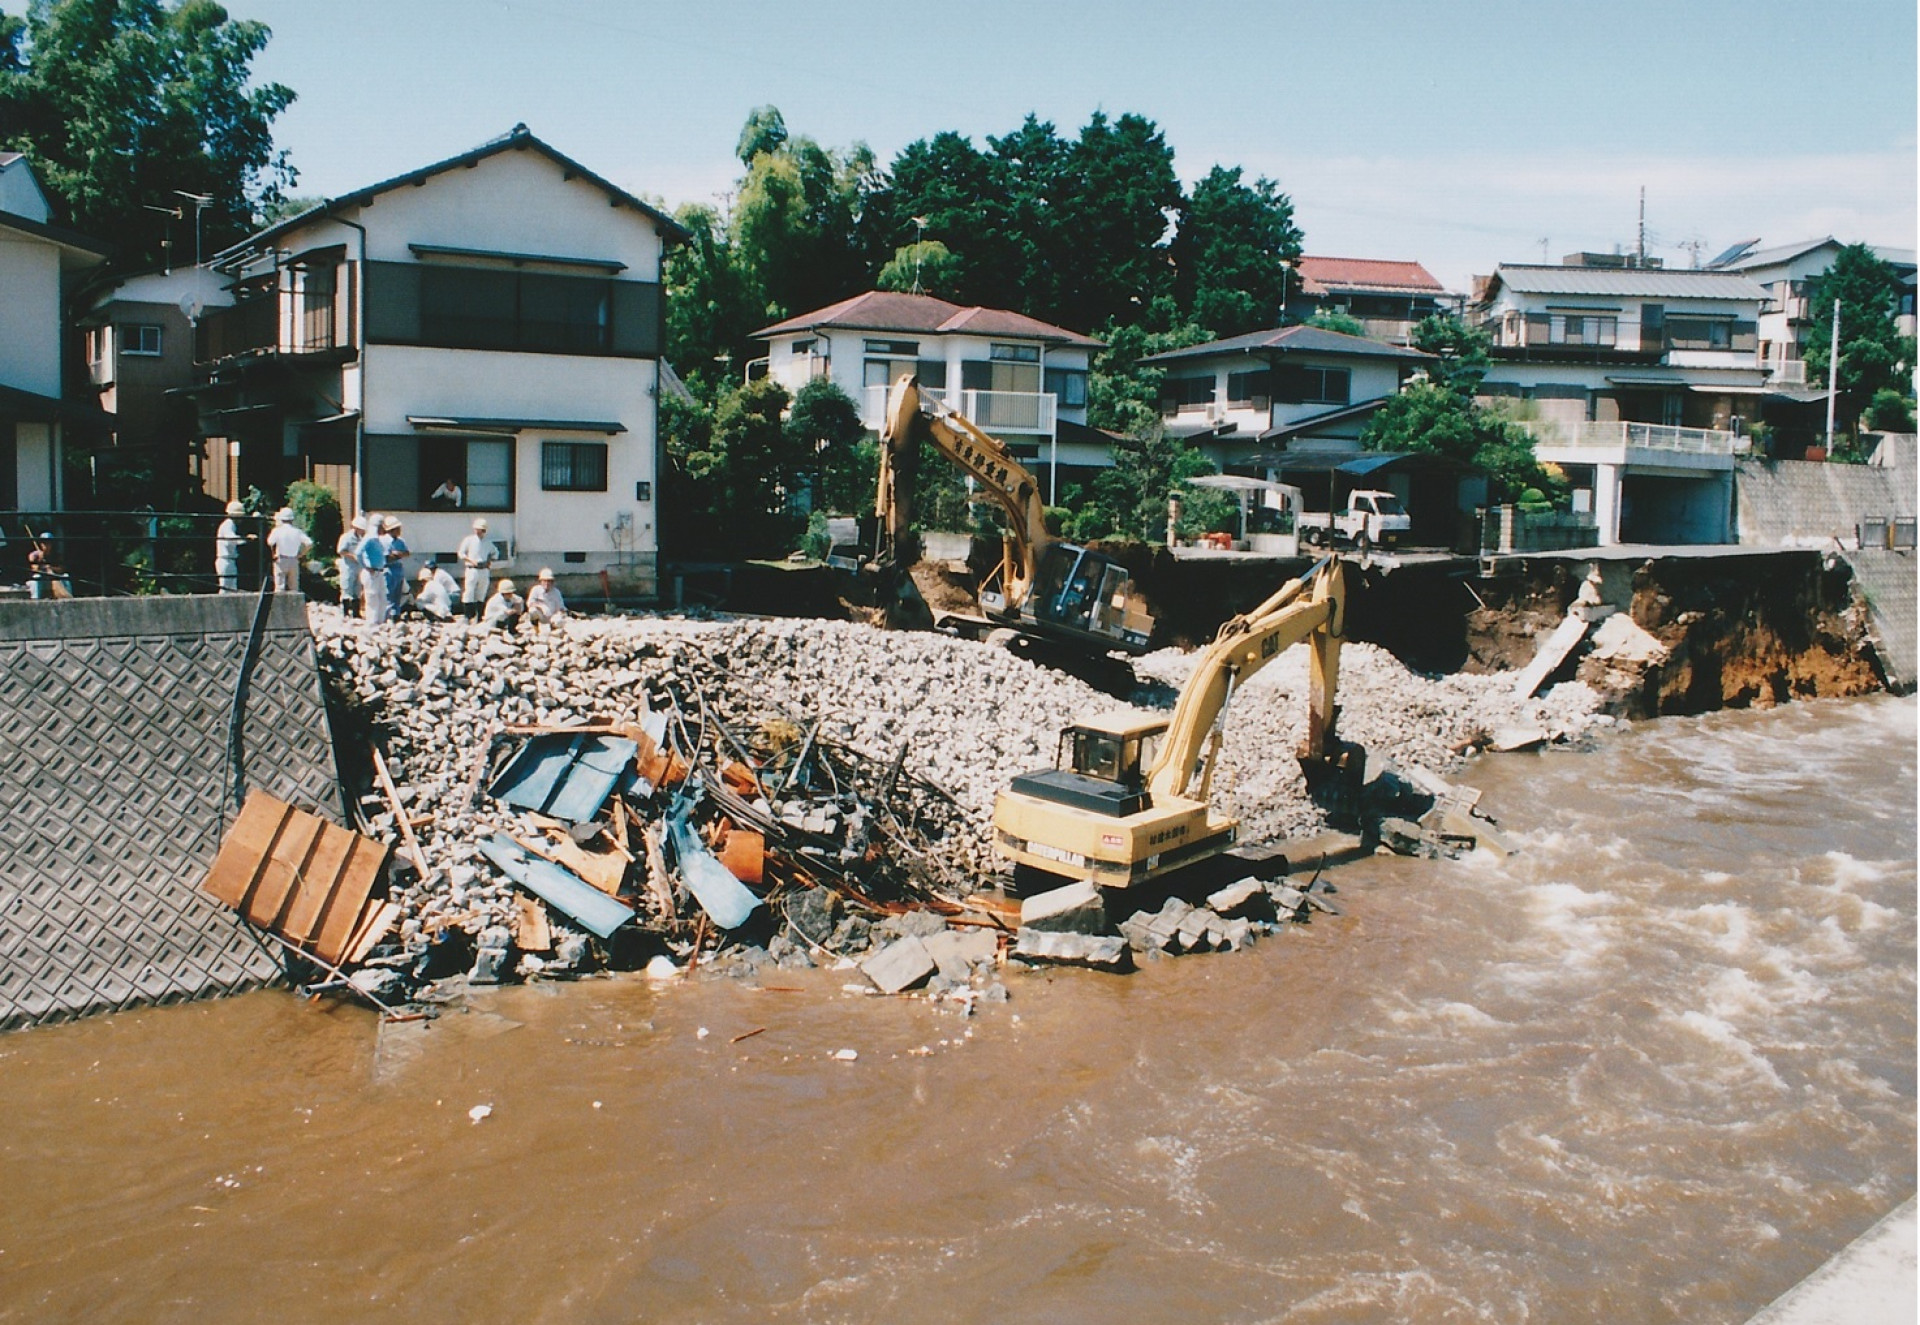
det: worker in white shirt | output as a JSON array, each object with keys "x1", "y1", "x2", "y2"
[
  {"x1": 214, "y1": 500, "x2": 252, "y2": 592},
  {"x1": 414, "y1": 564, "x2": 456, "y2": 619},
  {"x1": 482, "y1": 578, "x2": 524, "y2": 631},
  {"x1": 526, "y1": 567, "x2": 568, "y2": 623},
  {"x1": 266, "y1": 508, "x2": 313, "y2": 593},
  {"x1": 336, "y1": 515, "x2": 366, "y2": 609},
  {"x1": 456, "y1": 517, "x2": 494, "y2": 618}
]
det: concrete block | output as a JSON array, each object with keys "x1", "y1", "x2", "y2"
[
  {"x1": 1176, "y1": 907, "x2": 1217, "y2": 953},
  {"x1": 861, "y1": 937, "x2": 936, "y2": 994},
  {"x1": 922, "y1": 928, "x2": 998, "y2": 979},
  {"x1": 1019, "y1": 880, "x2": 1109, "y2": 935},
  {"x1": 1119, "y1": 912, "x2": 1163, "y2": 953},
  {"x1": 1206, "y1": 877, "x2": 1274, "y2": 920},
  {"x1": 1014, "y1": 929, "x2": 1129, "y2": 970},
  {"x1": 1266, "y1": 882, "x2": 1308, "y2": 916},
  {"x1": 1221, "y1": 917, "x2": 1253, "y2": 952}
]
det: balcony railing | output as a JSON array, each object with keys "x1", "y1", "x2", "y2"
[
  {"x1": 1766, "y1": 358, "x2": 1808, "y2": 386},
  {"x1": 860, "y1": 385, "x2": 1057, "y2": 436},
  {"x1": 194, "y1": 294, "x2": 351, "y2": 364},
  {"x1": 1521, "y1": 419, "x2": 1750, "y2": 455}
]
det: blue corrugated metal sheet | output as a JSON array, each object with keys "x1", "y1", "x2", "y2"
[
  {"x1": 665, "y1": 796, "x2": 760, "y2": 930},
  {"x1": 489, "y1": 733, "x2": 638, "y2": 822},
  {"x1": 477, "y1": 835, "x2": 634, "y2": 938}
]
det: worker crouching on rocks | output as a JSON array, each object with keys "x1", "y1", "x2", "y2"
[
  {"x1": 482, "y1": 578, "x2": 524, "y2": 631},
  {"x1": 526, "y1": 567, "x2": 567, "y2": 624},
  {"x1": 412, "y1": 562, "x2": 458, "y2": 620}
]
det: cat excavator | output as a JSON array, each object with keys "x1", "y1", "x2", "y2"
[
  {"x1": 992, "y1": 555, "x2": 1354, "y2": 890},
  {"x1": 872, "y1": 377, "x2": 1155, "y2": 686}
]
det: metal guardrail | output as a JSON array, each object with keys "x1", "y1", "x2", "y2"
[
  {"x1": 0, "y1": 509, "x2": 289, "y2": 598},
  {"x1": 1521, "y1": 420, "x2": 1750, "y2": 456}
]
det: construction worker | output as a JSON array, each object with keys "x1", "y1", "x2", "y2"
[
  {"x1": 337, "y1": 515, "x2": 366, "y2": 610},
  {"x1": 414, "y1": 563, "x2": 456, "y2": 620},
  {"x1": 482, "y1": 577, "x2": 524, "y2": 631},
  {"x1": 266, "y1": 508, "x2": 312, "y2": 593},
  {"x1": 358, "y1": 513, "x2": 390, "y2": 623},
  {"x1": 214, "y1": 501, "x2": 251, "y2": 592},
  {"x1": 457, "y1": 517, "x2": 494, "y2": 618},
  {"x1": 526, "y1": 567, "x2": 568, "y2": 623}
]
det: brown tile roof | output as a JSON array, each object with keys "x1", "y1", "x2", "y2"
[
  {"x1": 754, "y1": 291, "x2": 1101, "y2": 347},
  {"x1": 1296, "y1": 256, "x2": 1445, "y2": 296}
]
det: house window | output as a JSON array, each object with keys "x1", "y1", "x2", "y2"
[
  {"x1": 542, "y1": 440, "x2": 609, "y2": 492},
  {"x1": 124, "y1": 324, "x2": 163, "y2": 356},
  {"x1": 792, "y1": 338, "x2": 816, "y2": 356},
  {"x1": 364, "y1": 435, "x2": 515, "y2": 512},
  {"x1": 1045, "y1": 367, "x2": 1088, "y2": 408},
  {"x1": 989, "y1": 343, "x2": 1040, "y2": 363},
  {"x1": 1226, "y1": 370, "x2": 1272, "y2": 406},
  {"x1": 1665, "y1": 317, "x2": 1733, "y2": 350},
  {"x1": 85, "y1": 326, "x2": 109, "y2": 365},
  {"x1": 965, "y1": 347, "x2": 1040, "y2": 395},
  {"x1": 1549, "y1": 315, "x2": 1617, "y2": 346},
  {"x1": 1163, "y1": 375, "x2": 1216, "y2": 412},
  {"x1": 864, "y1": 339, "x2": 919, "y2": 356},
  {"x1": 1273, "y1": 365, "x2": 1350, "y2": 405}
]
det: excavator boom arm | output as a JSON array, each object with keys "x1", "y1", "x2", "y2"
[
  {"x1": 882, "y1": 376, "x2": 1051, "y2": 605},
  {"x1": 1146, "y1": 557, "x2": 1346, "y2": 802}
]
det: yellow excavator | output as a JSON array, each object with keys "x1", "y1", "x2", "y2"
[
  {"x1": 876, "y1": 376, "x2": 1156, "y2": 670},
  {"x1": 993, "y1": 555, "x2": 1353, "y2": 890}
]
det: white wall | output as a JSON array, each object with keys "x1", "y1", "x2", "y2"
[
  {"x1": 14, "y1": 421, "x2": 57, "y2": 509},
  {"x1": 0, "y1": 236, "x2": 61, "y2": 395},
  {"x1": 365, "y1": 344, "x2": 657, "y2": 572}
]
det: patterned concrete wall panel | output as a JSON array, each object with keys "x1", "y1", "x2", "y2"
[
  {"x1": 1735, "y1": 458, "x2": 1916, "y2": 546},
  {"x1": 0, "y1": 594, "x2": 342, "y2": 1031}
]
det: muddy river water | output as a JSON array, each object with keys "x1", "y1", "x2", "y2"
[{"x1": 1, "y1": 695, "x2": 1913, "y2": 1323}]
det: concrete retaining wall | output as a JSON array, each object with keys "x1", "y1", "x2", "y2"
[
  {"x1": 0, "y1": 593, "x2": 341, "y2": 1030},
  {"x1": 1734, "y1": 457, "x2": 1915, "y2": 548}
]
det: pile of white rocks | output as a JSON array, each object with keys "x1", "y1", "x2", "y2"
[{"x1": 306, "y1": 607, "x2": 1606, "y2": 953}]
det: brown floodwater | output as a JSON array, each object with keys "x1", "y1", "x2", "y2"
[{"x1": 1, "y1": 696, "x2": 1913, "y2": 1324}]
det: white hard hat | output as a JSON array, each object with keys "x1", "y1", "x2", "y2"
[
  {"x1": 383, "y1": 515, "x2": 402, "y2": 531},
  {"x1": 225, "y1": 500, "x2": 244, "y2": 516},
  {"x1": 418, "y1": 565, "x2": 434, "y2": 580},
  {"x1": 350, "y1": 515, "x2": 367, "y2": 531},
  {"x1": 365, "y1": 513, "x2": 383, "y2": 531},
  {"x1": 274, "y1": 507, "x2": 294, "y2": 523},
  {"x1": 538, "y1": 567, "x2": 555, "y2": 581},
  {"x1": 497, "y1": 579, "x2": 516, "y2": 594},
  {"x1": 473, "y1": 517, "x2": 489, "y2": 531}
]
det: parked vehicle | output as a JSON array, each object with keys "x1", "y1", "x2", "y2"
[{"x1": 1298, "y1": 489, "x2": 1410, "y2": 551}]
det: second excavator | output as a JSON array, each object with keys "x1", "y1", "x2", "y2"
[{"x1": 872, "y1": 376, "x2": 1156, "y2": 685}]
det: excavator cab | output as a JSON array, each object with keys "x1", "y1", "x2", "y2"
[
  {"x1": 1005, "y1": 711, "x2": 1169, "y2": 819},
  {"x1": 1028, "y1": 544, "x2": 1152, "y2": 650}
]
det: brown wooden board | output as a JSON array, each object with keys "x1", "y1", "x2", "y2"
[{"x1": 201, "y1": 792, "x2": 390, "y2": 966}]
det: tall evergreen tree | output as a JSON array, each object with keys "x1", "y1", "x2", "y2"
[
  {"x1": 1802, "y1": 243, "x2": 1913, "y2": 431},
  {"x1": 0, "y1": 0, "x2": 296, "y2": 268},
  {"x1": 1170, "y1": 165, "x2": 1301, "y2": 337}
]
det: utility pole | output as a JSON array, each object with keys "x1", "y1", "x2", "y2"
[
  {"x1": 174, "y1": 192, "x2": 213, "y2": 267},
  {"x1": 1824, "y1": 297, "x2": 1841, "y2": 453}
]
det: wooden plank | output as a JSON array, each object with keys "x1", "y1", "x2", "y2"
[
  {"x1": 240, "y1": 812, "x2": 321, "y2": 932},
  {"x1": 372, "y1": 746, "x2": 432, "y2": 880},
  {"x1": 526, "y1": 828, "x2": 628, "y2": 896},
  {"x1": 343, "y1": 899, "x2": 401, "y2": 965},
  {"x1": 203, "y1": 793, "x2": 290, "y2": 906},
  {"x1": 280, "y1": 819, "x2": 358, "y2": 946},
  {"x1": 311, "y1": 832, "x2": 385, "y2": 965},
  {"x1": 513, "y1": 895, "x2": 552, "y2": 952}
]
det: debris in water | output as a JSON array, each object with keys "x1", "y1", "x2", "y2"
[{"x1": 468, "y1": 1104, "x2": 492, "y2": 1124}]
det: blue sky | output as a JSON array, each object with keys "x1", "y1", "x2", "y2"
[{"x1": 232, "y1": 0, "x2": 1916, "y2": 295}]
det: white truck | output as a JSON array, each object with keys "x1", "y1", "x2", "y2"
[{"x1": 1298, "y1": 489, "x2": 1411, "y2": 551}]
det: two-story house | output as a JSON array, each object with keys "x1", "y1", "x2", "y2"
[
  {"x1": 76, "y1": 266, "x2": 228, "y2": 481},
  {"x1": 1292, "y1": 256, "x2": 1453, "y2": 345},
  {"x1": 184, "y1": 125, "x2": 686, "y2": 593},
  {"x1": 754, "y1": 291, "x2": 1104, "y2": 503},
  {"x1": 0, "y1": 153, "x2": 108, "y2": 528},
  {"x1": 1707, "y1": 237, "x2": 1919, "y2": 386},
  {"x1": 1472, "y1": 259, "x2": 1776, "y2": 545}
]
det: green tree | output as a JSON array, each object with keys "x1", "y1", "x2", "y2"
[
  {"x1": 1409, "y1": 313, "x2": 1492, "y2": 395},
  {"x1": 1803, "y1": 243, "x2": 1912, "y2": 432},
  {"x1": 1084, "y1": 428, "x2": 1220, "y2": 542},
  {"x1": 875, "y1": 239, "x2": 963, "y2": 298},
  {"x1": 734, "y1": 104, "x2": 788, "y2": 165},
  {"x1": 681, "y1": 378, "x2": 806, "y2": 557},
  {"x1": 0, "y1": 0, "x2": 296, "y2": 269},
  {"x1": 733, "y1": 125, "x2": 881, "y2": 323},
  {"x1": 1305, "y1": 309, "x2": 1367, "y2": 337},
  {"x1": 1170, "y1": 165, "x2": 1301, "y2": 337},
  {"x1": 783, "y1": 378, "x2": 871, "y2": 514},
  {"x1": 1051, "y1": 111, "x2": 1181, "y2": 331},
  {"x1": 663, "y1": 200, "x2": 760, "y2": 401},
  {"x1": 1360, "y1": 381, "x2": 1551, "y2": 500},
  {"x1": 1086, "y1": 297, "x2": 1214, "y2": 436},
  {"x1": 1865, "y1": 387, "x2": 1915, "y2": 433}
]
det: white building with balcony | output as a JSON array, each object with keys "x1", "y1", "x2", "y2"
[
  {"x1": 1706, "y1": 237, "x2": 1918, "y2": 386},
  {"x1": 1518, "y1": 418, "x2": 1750, "y2": 546},
  {"x1": 1, "y1": 153, "x2": 108, "y2": 521},
  {"x1": 754, "y1": 291, "x2": 1104, "y2": 503},
  {"x1": 184, "y1": 125, "x2": 685, "y2": 593},
  {"x1": 1472, "y1": 262, "x2": 1779, "y2": 431}
]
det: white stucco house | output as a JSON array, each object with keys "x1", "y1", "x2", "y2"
[
  {"x1": 1706, "y1": 237, "x2": 1918, "y2": 386},
  {"x1": 754, "y1": 291, "x2": 1105, "y2": 503},
  {"x1": 1471, "y1": 260, "x2": 1782, "y2": 545},
  {"x1": 185, "y1": 125, "x2": 686, "y2": 592},
  {"x1": 0, "y1": 152, "x2": 109, "y2": 521}
]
